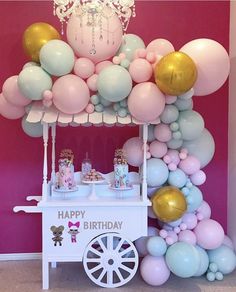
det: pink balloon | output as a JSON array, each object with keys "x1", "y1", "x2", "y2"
[
  {"x1": 112, "y1": 56, "x2": 121, "y2": 65},
  {"x1": 194, "y1": 219, "x2": 224, "y2": 250},
  {"x1": 86, "y1": 74, "x2": 98, "y2": 92},
  {"x1": 140, "y1": 255, "x2": 170, "y2": 286},
  {"x1": 146, "y1": 39, "x2": 175, "y2": 56},
  {"x1": 179, "y1": 155, "x2": 201, "y2": 175},
  {"x1": 129, "y1": 58, "x2": 153, "y2": 83},
  {"x1": 196, "y1": 200, "x2": 211, "y2": 220},
  {"x1": 66, "y1": 7, "x2": 123, "y2": 63},
  {"x1": 0, "y1": 93, "x2": 25, "y2": 119},
  {"x1": 182, "y1": 213, "x2": 198, "y2": 230},
  {"x1": 164, "y1": 149, "x2": 180, "y2": 165},
  {"x1": 178, "y1": 230, "x2": 197, "y2": 245},
  {"x1": 95, "y1": 61, "x2": 113, "y2": 74},
  {"x1": 123, "y1": 137, "x2": 143, "y2": 167},
  {"x1": 154, "y1": 123, "x2": 172, "y2": 142},
  {"x1": 128, "y1": 82, "x2": 165, "y2": 123},
  {"x1": 190, "y1": 170, "x2": 206, "y2": 186},
  {"x1": 165, "y1": 95, "x2": 177, "y2": 104},
  {"x1": 85, "y1": 103, "x2": 95, "y2": 114},
  {"x1": 74, "y1": 58, "x2": 95, "y2": 79},
  {"x1": 43, "y1": 90, "x2": 53, "y2": 101},
  {"x1": 180, "y1": 39, "x2": 230, "y2": 96},
  {"x1": 52, "y1": 74, "x2": 90, "y2": 114},
  {"x1": 2, "y1": 75, "x2": 31, "y2": 106},
  {"x1": 146, "y1": 52, "x2": 156, "y2": 64},
  {"x1": 150, "y1": 141, "x2": 167, "y2": 158}
]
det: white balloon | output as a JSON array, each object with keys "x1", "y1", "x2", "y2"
[{"x1": 182, "y1": 128, "x2": 215, "y2": 168}]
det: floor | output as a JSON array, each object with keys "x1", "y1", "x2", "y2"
[{"x1": 1, "y1": 260, "x2": 236, "y2": 292}]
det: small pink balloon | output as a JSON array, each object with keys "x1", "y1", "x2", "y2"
[
  {"x1": 137, "y1": 48, "x2": 147, "y2": 59},
  {"x1": 66, "y1": 7, "x2": 123, "y2": 63},
  {"x1": 85, "y1": 103, "x2": 95, "y2": 114},
  {"x1": 43, "y1": 90, "x2": 53, "y2": 101},
  {"x1": 146, "y1": 52, "x2": 156, "y2": 64},
  {"x1": 95, "y1": 60, "x2": 113, "y2": 74},
  {"x1": 123, "y1": 137, "x2": 143, "y2": 167},
  {"x1": 179, "y1": 152, "x2": 187, "y2": 160},
  {"x1": 194, "y1": 219, "x2": 225, "y2": 250},
  {"x1": 159, "y1": 229, "x2": 168, "y2": 238},
  {"x1": 179, "y1": 155, "x2": 201, "y2": 175},
  {"x1": 166, "y1": 231, "x2": 178, "y2": 245},
  {"x1": 197, "y1": 213, "x2": 204, "y2": 221},
  {"x1": 168, "y1": 163, "x2": 177, "y2": 171},
  {"x1": 165, "y1": 149, "x2": 180, "y2": 165},
  {"x1": 165, "y1": 95, "x2": 177, "y2": 104},
  {"x1": 52, "y1": 74, "x2": 90, "y2": 114},
  {"x1": 43, "y1": 99, "x2": 53, "y2": 108},
  {"x1": 223, "y1": 235, "x2": 234, "y2": 250},
  {"x1": 154, "y1": 123, "x2": 172, "y2": 142},
  {"x1": 86, "y1": 74, "x2": 98, "y2": 92},
  {"x1": 150, "y1": 141, "x2": 167, "y2": 158},
  {"x1": 180, "y1": 223, "x2": 187, "y2": 230},
  {"x1": 128, "y1": 82, "x2": 165, "y2": 123},
  {"x1": 178, "y1": 230, "x2": 197, "y2": 245},
  {"x1": 180, "y1": 39, "x2": 230, "y2": 96},
  {"x1": 174, "y1": 227, "x2": 181, "y2": 234},
  {"x1": 197, "y1": 201, "x2": 211, "y2": 220},
  {"x1": 147, "y1": 39, "x2": 175, "y2": 56},
  {"x1": 112, "y1": 56, "x2": 121, "y2": 65},
  {"x1": 2, "y1": 75, "x2": 31, "y2": 106},
  {"x1": 129, "y1": 58, "x2": 153, "y2": 83},
  {"x1": 182, "y1": 213, "x2": 198, "y2": 230},
  {"x1": 74, "y1": 57, "x2": 95, "y2": 79},
  {"x1": 119, "y1": 53, "x2": 126, "y2": 60},
  {"x1": 140, "y1": 255, "x2": 170, "y2": 286},
  {"x1": 166, "y1": 237, "x2": 174, "y2": 245},
  {"x1": 0, "y1": 93, "x2": 25, "y2": 119},
  {"x1": 163, "y1": 155, "x2": 171, "y2": 164},
  {"x1": 190, "y1": 170, "x2": 206, "y2": 186}
]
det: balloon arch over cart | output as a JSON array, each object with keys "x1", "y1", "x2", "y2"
[{"x1": 1, "y1": 4, "x2": 235, "y2": 287}]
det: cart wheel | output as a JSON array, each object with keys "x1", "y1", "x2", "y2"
[{"x1": 83, "y1": 233, "x2": 139, "y2": 288}]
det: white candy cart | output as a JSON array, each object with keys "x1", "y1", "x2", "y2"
[{"x1": 13, "y1": 102, "x2": 157, "y2": 289}]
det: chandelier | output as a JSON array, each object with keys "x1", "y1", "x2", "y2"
[{"x1": 53, "y1": 0, "x2": 136, "y2": 33}]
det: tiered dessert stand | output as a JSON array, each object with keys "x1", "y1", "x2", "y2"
[{"x1": 13, "y1": 102, "x2": 159, "y2": 289}]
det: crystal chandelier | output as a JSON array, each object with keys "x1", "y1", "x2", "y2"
[{"x1": 53, "y1": 0, "x2": 136, "y2": 33}]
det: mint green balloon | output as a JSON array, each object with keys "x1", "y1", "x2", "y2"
[
  {"x1": 117, "y1": 34, "x2": 145, "y2": 61},
  {"x1": 97, "y1": 65, "x2": 132, "y2": 102},
  {"x1": 40, "y1": 40, "x2": 74, "y2": 76},
  {"x1": 21, "y1": 115, "x2": 43, "y2": 138},
  {"x1": 18, "y1": 66, "x2": 52, "y2": 100}
]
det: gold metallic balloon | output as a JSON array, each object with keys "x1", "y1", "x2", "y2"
[
  {"x1": 151, "y1": 186, "x2": 187, "y2": 223},
  {"x1": 22, "y1": 22, "x2": 61, "y2": 62},
  {"x1": 154, "y1": 51, "x2": 197, "y2": 96}
]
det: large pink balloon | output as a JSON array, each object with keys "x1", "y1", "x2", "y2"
[
  {"x1": 66, "y1": 7, "x2": 123, "y2": 63},
  {"x1": 194, "y1": 219, "x2": 224, "y2": 250},
  {"x1": 128, "y1": 82, "x2": 165, "y2": 123},
  {"x1": 0, "y1": 93, "x2": 25, "y2": 119},
  {"x1": 146, "y1": 39, "x2": 175, "y2": 56},
  {"x1": 52, "y1": 74, "x2": 90, "y2": 114},
  {"x1": 2, "y1": 75, "x2": 31, "y2": 106},
  {"x1": 180, "y1": 39, "x2": 230, "y2": 96},
  {"x1": 123, "y1": 137, "x2": 143, "y2": 167}
]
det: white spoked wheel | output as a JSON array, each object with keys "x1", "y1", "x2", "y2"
[{"x1": 83, "y1": 233, "x2": 139, "y2": 288}]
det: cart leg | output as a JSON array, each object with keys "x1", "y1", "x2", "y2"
[
  {"x1": 51, "y1": 262, "x2": 57, "y2": 268},
  {"x1": 42, "y1": 258, "x2": 49, "y2": 290}
]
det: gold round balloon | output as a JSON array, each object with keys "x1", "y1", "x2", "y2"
[
  {"x1": 151, "y1": 186, "x2": 187, "y2": 223},
  {"x1": 22, "y1": 22, "x2": 61, "y2": 62},
  {"x1": 154, "y1": 51, "x2": 197, "y2": 96}
]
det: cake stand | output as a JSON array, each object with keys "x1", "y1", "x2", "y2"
[
  {"x1": 82, "y1": 180, "x2": 105, "y2": 200},
  {"x1": 109, "y1": 185, "x2": 133, "y2": 199}
]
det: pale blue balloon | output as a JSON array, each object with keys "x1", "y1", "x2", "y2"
[
  {"x1": 160, "y1": 105, "x2": 179, "y2": 124},
  {"x1": 178, "y1": 88, "x2": 194, "y2": 100},
  {"x1": 40, "y1": 40, "x2": 74, "y2": 76},
  {"x1": 146, "y1": 158, "x2": 169, "y2": 187},
  {"x1": 182, "y1": 128, "x2": 215, "y2": 168},
  {"x1": 167, "y1": 218, "x2": 182, "y2": 227},
  {"x1": 18, "y1": 66, "x2": 52, "y2": 100},
  {"x1": 165, "y1": 242, "x2": 200, "y2": 278},
  {"x1": 118, "y1": 108, "x2": 128, "y2": 117},
  {"x1": 186, "y1": 186, "x2": 203, "y2": 212},
  {"x1": 21, "y1": 115, "x2": 43, "y2": 138},
  {"x1": 90, "y1": 94, "x2": 100, "y2": 105},
  {"x1": 147, "y1": 236, "x2": 167, "y2": 257},
  {"x1": 208, "y1": 245, "x2": 236, "y2": 275},
  {"x1": 100, "y1": 96, "x2": 112, "y2": 107},
  {"x1": 97, "y1": 65, "x2": 132, "y2": 102},
  {"x1": 194, "y1": 246, "x2": 209, "y2": 277},
  {"x1": 117, "y1": 34, "x2": 145, "y2": 61},
  {"x1": 167, "y1": 138, "x2": 183, "y2": 150},
  {"x1": 168, "y1": 168, "x2": 187, "y2": 188},
  {"x1": 178, "y1": 110, "x2": 204, "y2": 141},
  {"x1": 175, "y1": 98, "x2": 193, "y2": 111},
  {"x1": 148, "y1": 124, "x2": 155, "y2": 142}
]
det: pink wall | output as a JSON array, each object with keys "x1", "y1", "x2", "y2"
[{"x1": 0, "y1": 1, "x2": 229, "y2": 253}]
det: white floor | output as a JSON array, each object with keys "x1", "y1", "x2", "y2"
[{"x1": 1, "y1": 260, "x2": 236, "y2": 292}]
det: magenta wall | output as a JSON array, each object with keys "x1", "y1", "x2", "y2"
[{"x1": 0, "y1": 1, "x2": 229, "y2": 253}]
